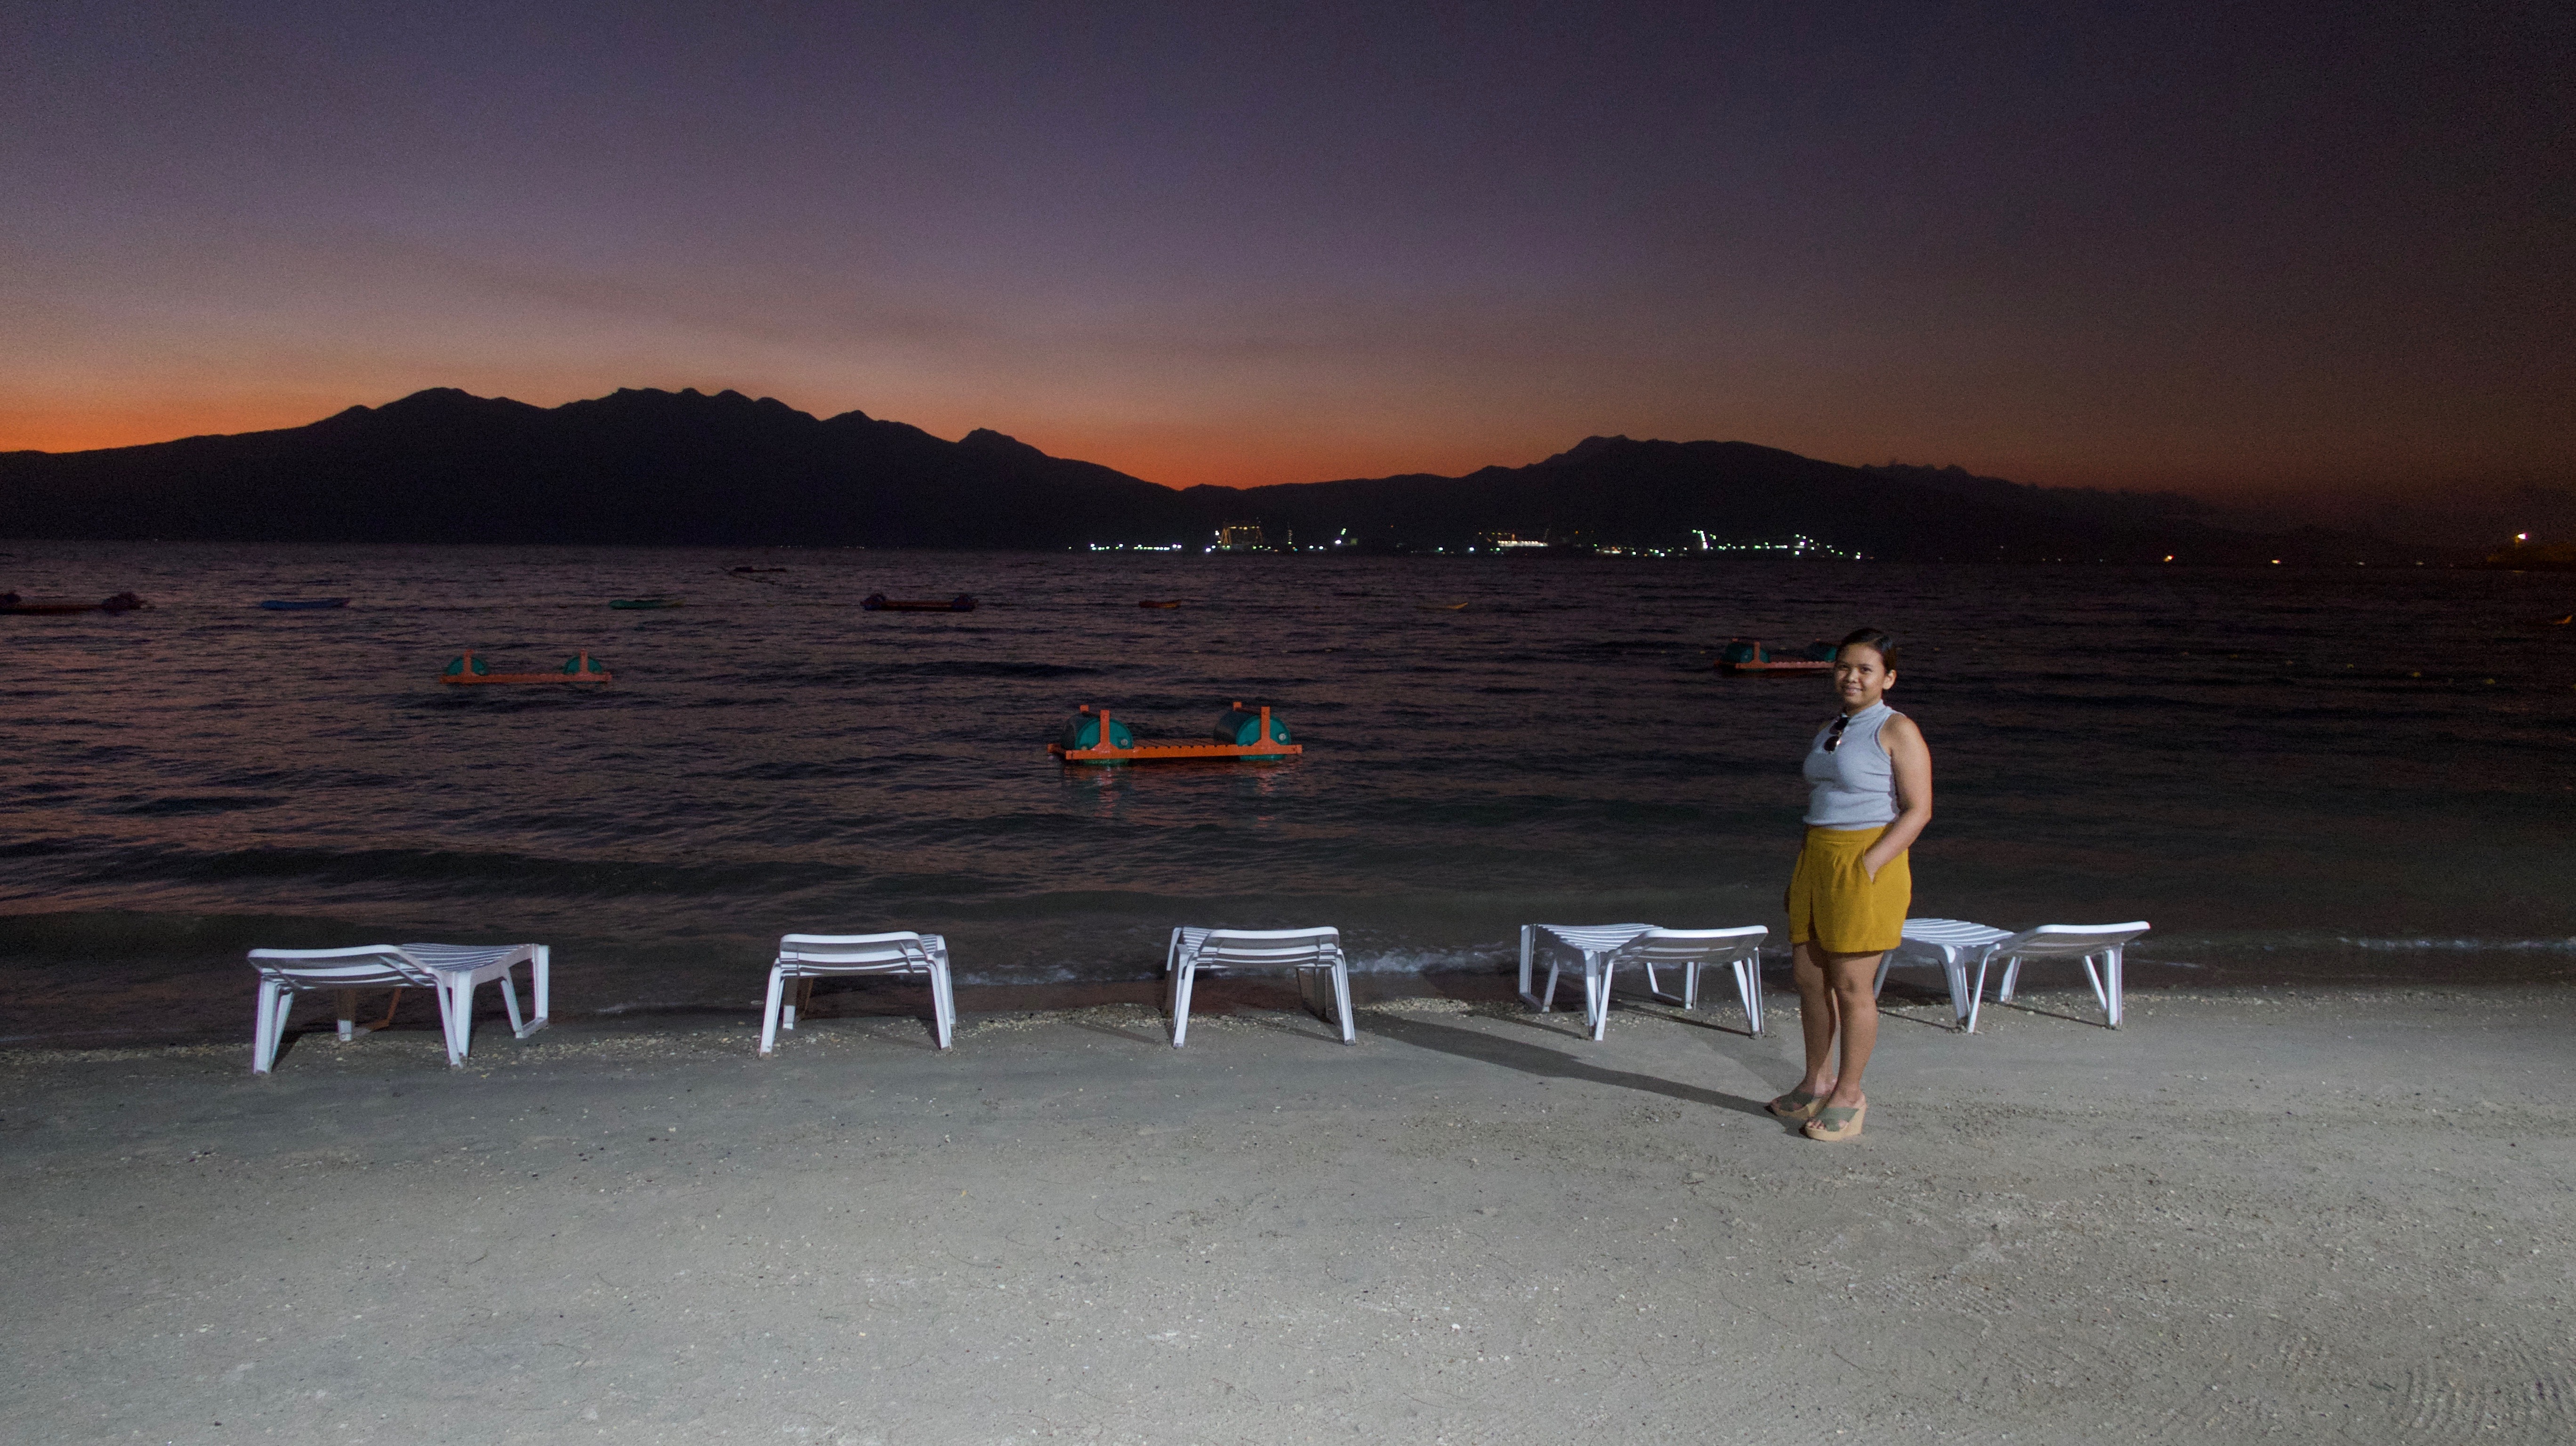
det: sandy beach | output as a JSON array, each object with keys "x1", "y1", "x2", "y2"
[{"x1": 3, "y1": 978, "x2": 2571, "y2": 1445}]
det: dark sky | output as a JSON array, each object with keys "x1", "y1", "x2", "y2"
[{"x1": 3, "y1": 2, "x2": 2567, "y2": 500}]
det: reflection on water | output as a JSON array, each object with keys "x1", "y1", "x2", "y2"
[{"x1": 0, "y1": 541, "x2": 2571, "y2": 1040}]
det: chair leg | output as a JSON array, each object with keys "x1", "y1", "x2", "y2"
[
  {"x1": 1518, "y1": 925, "x2": 1536, "y2": 1005},
  {"x1": 928, "y1": 963, "x2": 955, "y2": 1050},
  {"x1": 253, "y1": 980, "x2": 283, "y2": 1074},
  {"x1": 2105, "y1": 947, "x2": 2125, "y2": 1028},
  {"x1": 785, "y1": 975, "x2": 813, "y2": 1031},
  {"x1": 1737, "y1": 957, "x2": 1763, "y2": 1036},
  {"x1": 1967, "y1": 952, "x2": 1995, "y2": 1034},
  {"x1": 1587, "y1": 956, "x2": 1610, "y2": 1042},
  {"x1": 1641, "y1": 959, "x2": 1682, "y2": 1004},
  {"x1": 436, "y1": 977, "x2": 466, "y2": 1068},
  {"x1": 273, "y1": 984, "x2": 301, "y2": 1067},
  {"x1": 499, "y1": 968, "x2": 527, "y2": 1038},
  {"x1": 1942, "y1": 952, "x2": 1972, "y2": 1030},
  {"x1": 1331, "y1": 958, "x2": 1356, "y2": 1044},
  {"x1": 1871, "y1": 954, "x2": 1892, "y2": 999},
  {"x1": 531, "y1": 944, "x2": 551, "y2": 1029},
  {"x1": 1999, "y1": 954, "x2": 2024, "y2": 1003},
  {"x1": 450, "y1": 976, "x2": 478, "y2": 1065},
  {"x1": 2082, "y1": 952, "x2": 2110, "y2": 1020},
  {"x1": 1171, "y1": 963, "x2": 1197, "y2": 1047},
  {"x1": 759, "y1": 966, "x2": 790, "y2": 1055},
  {"x1": 1682, "y1": 961, "x2": 1700, "y2": 1012},
  {"x1": 1540, "y1": 961, "x2": 1561, "y2": 1013},
  {"x1": 336, "y1": 989, "x2": 359, "y2": 1042}
]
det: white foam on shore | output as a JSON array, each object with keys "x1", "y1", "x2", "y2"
[
  {"x1": 953, "y1": 950, "x2": 1510, "y2": 985},
  {"x1": 2339, "y1": 937, "x2": 2576, "y2": 952}
]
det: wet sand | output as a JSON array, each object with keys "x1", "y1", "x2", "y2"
[{"x1": 3, "y1": 979, "x2": 2571, "y2": 1444}]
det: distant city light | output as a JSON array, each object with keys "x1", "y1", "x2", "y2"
[{"x1": 1084, "y1": 529, "x2": 1866, "y2": 559}]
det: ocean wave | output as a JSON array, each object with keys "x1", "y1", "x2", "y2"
[
  {"x1": 952, "y1": 962, "x2": 1090, "y2": 986},
  {"x1": 2338, "y1": 937, "x2": 2576, "y2": 952}
]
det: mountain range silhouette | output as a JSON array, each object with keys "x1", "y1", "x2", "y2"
[{"x1": 0, "y1": 386, "x2": 2442, "y2": 564}]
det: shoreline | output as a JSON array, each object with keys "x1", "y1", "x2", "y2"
[{"x1": 7, "y1": 962, "x2": 2576, "y2": 1054}]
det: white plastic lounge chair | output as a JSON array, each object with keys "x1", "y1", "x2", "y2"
[
  {"x1": 1167, "y1": 927, "x2": 1353, "y2": 1048},
  {"x1": 1627, "y1": 926, "x2": 1770, "y2": 1035},
  {"x1": 248, "y1": 942, "x2": 548, "y2": 1074},
  {"x1": 762, "y1": 932, "x2": 955, "y2": 1054},
  {"x1": 1985, "y1": 922, "x2": 2152, "y2": 1030},
  {"x1": 1877, "y1": 919, "x2": 2150, "y2": 1031},
  {"x1": 1518, "y1": 923, "x2": 1658, "y2": 1041},
  {"x1": 1876, "y1": 918, "x2": 2012, "y2": 1030}
]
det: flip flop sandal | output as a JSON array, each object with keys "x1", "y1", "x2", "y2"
[
  {"x1": 1768, "y1": 1087, "x2": 1829, "y2": 1123},
  {"x1": 1803, "y1": 1100, "x2": 1867, "y2": 1142}
]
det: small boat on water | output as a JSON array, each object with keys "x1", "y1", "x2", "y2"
[
  {"x1": 864, "y1": 593, "x2": 976, "y2": 612},
  {"x1": 0, "y1": 591, "x2": 150, "y2": 616},
  {"x1": 1050, "y1": 702, "x2": 1300, "y2": 764},
  {"x1": 1715, "y1": 638, "x2": 1837, "y2": 674},
  {"x1": 1417, "y1": 601, "x2": 1469, "y2": 611},
  {"x1": 609, "y1": 597, "x2": 683, "y2": 610},
  {"x1": 257, "y1": 597, "x2": 350, "y2": 611},
  {"x1": 440, "y1": 650, "x2": 614, "y2": 685}
]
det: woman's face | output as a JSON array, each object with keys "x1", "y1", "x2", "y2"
[{"x1": 1831, "y1": 645, "x2": 1894, "y2": 713}]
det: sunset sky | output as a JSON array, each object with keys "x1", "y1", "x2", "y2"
[{"x1": 2, "y1": 2, "x2": 2566, "y2": 497}]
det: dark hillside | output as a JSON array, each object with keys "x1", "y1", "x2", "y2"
[{"x1": 0, "y1": 391, "x2": 2448, "y2": 565}]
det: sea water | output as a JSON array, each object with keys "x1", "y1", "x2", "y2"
[{"x1": 2, "y1": 541, "x2": 2570, "y2": 1044}]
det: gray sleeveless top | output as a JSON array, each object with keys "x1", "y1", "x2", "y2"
[{"x1": 1803, "y1": 701, "x2": 1900, "y2": 828}]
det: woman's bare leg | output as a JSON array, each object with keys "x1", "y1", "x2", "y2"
[
  {"x1": 1821, "y1": 950, "x2": 1881, "y2": 1107},
  {"x1": 1790, "y1": 940, "x2": 1839, "y2": 1097}
]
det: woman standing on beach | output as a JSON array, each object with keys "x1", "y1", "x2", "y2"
[{"x1": 1770, "y1": 628, "x2": 1931, "y2": 1143}]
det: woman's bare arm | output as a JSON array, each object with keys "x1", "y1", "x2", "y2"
[{"x1": 1863, "y1": 713, "x2": 1932, "y2": 879}]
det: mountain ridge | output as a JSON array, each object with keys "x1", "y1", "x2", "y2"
[{"x1": 0, "y1": 386, "x2": 2445, "y2": 564}]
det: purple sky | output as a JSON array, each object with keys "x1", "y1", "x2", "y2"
[{"x1": 2, "y1": 2, "x2": 2567, "y2": 502}]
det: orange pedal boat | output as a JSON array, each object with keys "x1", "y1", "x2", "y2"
[
  {"x1": 441, "y1": 650, "x2": 614, "y2": 685},
  {"x1": 1049, "y1": 702, "x2": 1300, "y2": 764}
]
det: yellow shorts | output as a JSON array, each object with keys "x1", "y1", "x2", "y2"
[{"x1": 1787, "y1": 825, "x2": 1910, "y2": 955}]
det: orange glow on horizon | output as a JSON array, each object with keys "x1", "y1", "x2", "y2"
[
  {"x1": 1005, "y1": 428, "x2": 1527, "y2": 490},
  {"x1": 0, "y1": 402, "x2": 360, "y2": 456}
]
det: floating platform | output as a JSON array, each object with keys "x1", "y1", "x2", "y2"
[
  {"x1": 1715, "y1": 638, "x2": 1835, "y2": 674},
  {"x1": 1049, "y1": 703, "x2": 1300, "y2": 764},
  {"x1": 865, "y1": 593, "x2": 976, "y2": 612},
  {"x1": 441, "y1": 650, "x2": 613, "y2": 685},
  {"x1": 258, "y1": 597, "x2": 350, "y2": 610}
]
